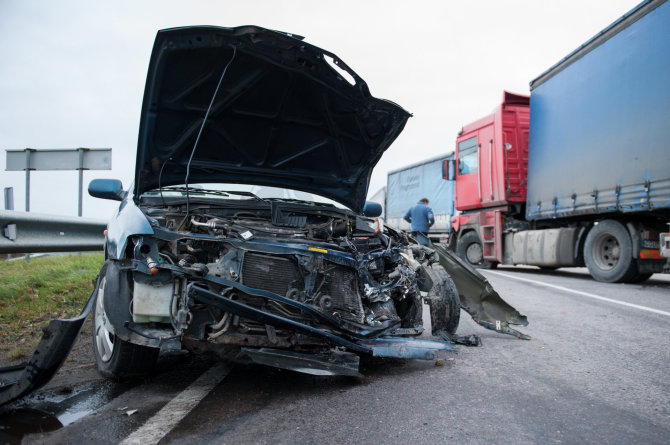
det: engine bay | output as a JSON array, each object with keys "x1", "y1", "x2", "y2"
[{"x1": 126, "y1": 198, "x2": 439, "y2": 355}]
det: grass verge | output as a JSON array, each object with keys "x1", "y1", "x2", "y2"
[{"x1": 0, "y1": 253, "x2": 104, "y2": 361}]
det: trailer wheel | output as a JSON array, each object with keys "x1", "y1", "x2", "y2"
[
  {"x1": 92, "y1": 265, "x2": 159, "y2": 378},
  {"x1": 456, "y1": 231, "x2": 496, "y2": 269},
  {"x1": 584, "y1": 220, "x2": 636, "y2": 283}
]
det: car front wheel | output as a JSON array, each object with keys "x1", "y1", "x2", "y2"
[
  {"x1": 428, "y1": 265, "x2": 461, "y2": 335},
  {"x1": 92, "y1": 265, "x2": 159, "y2": 378}
]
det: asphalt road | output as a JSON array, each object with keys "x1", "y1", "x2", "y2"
[{"x1": 5, "y1": 267, "x2": 670, "y2": 444}]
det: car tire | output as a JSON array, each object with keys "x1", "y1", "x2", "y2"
[
  {"x1": 583, "y1": 220, "x2": 637, "y2": 283},
  {"x1": 429, "y1": 265, "x2": 460, "y2": 335},
  {"x1": 456, "y1": 231, "x2": 497, "y2": 269},
  {"x1": 92, "y1": 264, "x2": 159, "y2": 378}
]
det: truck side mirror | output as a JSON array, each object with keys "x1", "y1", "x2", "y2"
[{"x1": 443, "y1": 159, "x2": 456, "y2": 181}]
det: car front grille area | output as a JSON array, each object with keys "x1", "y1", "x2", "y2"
[
  {"x1": 324, "y1": 267, "x2": 365, "y2": 323},
  {"x1": 241, "y1": 252, "x2": 364, "y2": 323},
  {"x1": 241, "y1": 252, "x2": 303, "y2": 297}
]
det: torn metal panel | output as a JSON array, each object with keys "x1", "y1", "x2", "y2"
[
  {"x1": 237, "y1": 348, "x2": 362, "y2": 377},
  {"x1": 0, "y1": 282, "x2": 98, "y2": 406},
  {"x1": 432, "y1": 243, "x2": 531, "y2": 340},
  {"x1": 358, "y1": 337, "x2": 457, "y2": 360}
]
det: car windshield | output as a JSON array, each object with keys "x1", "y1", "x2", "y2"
[{"x1": 142, "y1": 184, "x2": 350, "y2": 209}]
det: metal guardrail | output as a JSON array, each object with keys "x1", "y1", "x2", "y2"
[{"x1": 0, "y1": 210, "x2": 106, "y2": 254}]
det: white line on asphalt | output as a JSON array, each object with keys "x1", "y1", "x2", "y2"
[
  {"x1": 487, "y1": 271, "x2": 670, "y2": 317},
  {"x1": 120, "y1": 361, "x2": 232, "y2": 445}
]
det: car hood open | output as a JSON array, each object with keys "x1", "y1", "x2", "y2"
[{"x1": 134, "y1": 26, "x2": 411, "y2": 212}]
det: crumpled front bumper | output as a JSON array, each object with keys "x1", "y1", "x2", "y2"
[{"x1": 189, "y1": 283, "x2": 458, "y2": 359}]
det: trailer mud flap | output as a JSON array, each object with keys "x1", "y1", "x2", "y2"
[
  {"x1": 0, "y1": 284, "x2": 98, "y2": 407},
  {"x1": 432, "y1": 243, "x2": 530, "y2": 340}
]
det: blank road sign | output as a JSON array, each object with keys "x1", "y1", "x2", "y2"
[{"x1": 6, "y1": 148, "x2": 112, "y2": 171}]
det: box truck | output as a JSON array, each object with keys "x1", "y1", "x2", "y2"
[{"x1": 383, "y1": 154, "x2": 455, "y2": 243}]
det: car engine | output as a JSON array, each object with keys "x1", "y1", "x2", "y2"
[{"x1": 123, "y1": 198, "x2": 440, "y2": 357}]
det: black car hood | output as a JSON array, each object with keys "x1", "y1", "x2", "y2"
[{"x1": 134, "y1": 26, "x2": 411, "y2": 212}]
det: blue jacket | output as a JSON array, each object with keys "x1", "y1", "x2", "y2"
[{"x1": 403, "y1": 201, "x2": 434, "y2": 233}]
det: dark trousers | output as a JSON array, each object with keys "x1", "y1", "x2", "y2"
[{"x1": 411, "y1": 231, "x2": 431, "y2": 247}]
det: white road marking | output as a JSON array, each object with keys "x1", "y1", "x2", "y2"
[
  {"x1": 487, "y1": 271, "x2": 670, "y2": 317},
  {"x1": 120, "y1": 361, "x2": 231, "y2": 445}
]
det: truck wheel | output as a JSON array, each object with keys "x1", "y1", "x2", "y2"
[
  {"x1": 429, "y1": 265, "x2": 460, "y2": 334},
  {"x1": 92, "y1": 265, "x2": 159, "y2": 378},
  {"x1": 456, "y1": 231, "x2": 496, "y2": 269},
  {"x1": 583, "y1": 220, "x2": 636, "y2": 283}
]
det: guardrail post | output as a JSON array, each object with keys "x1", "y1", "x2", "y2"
[
  {"x1": 77, "y1": 147, "x2": 88, "y2": 218},
  {"x1": 3, "y1": 188, "x2": 12, "y2": 260},
  {"x1": 24, "y1": 150, "x2": 34, "y2": 262}
]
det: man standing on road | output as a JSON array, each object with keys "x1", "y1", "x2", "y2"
[{"x1": 403, "y1": 198, "x2": 434, "y2": 246}]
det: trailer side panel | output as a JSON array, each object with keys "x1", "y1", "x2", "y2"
[{"x1": 526, "y1": 0, "x2": 670, "y2": 220}]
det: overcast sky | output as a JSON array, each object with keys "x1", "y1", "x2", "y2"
[{"x1": 0, "y1": 0, "x2": 638, "y2": 218}]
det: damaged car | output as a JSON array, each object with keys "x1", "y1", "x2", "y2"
[{"x1": 0, "y1": 25, "x2": 529, "y2": 404}]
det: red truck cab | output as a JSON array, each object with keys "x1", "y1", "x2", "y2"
[{"x1": 448, "y1": 92, "x2": 529, "y2": 267}]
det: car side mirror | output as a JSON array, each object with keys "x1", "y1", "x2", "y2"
[
  {"x1": 88, "y1": 178, "x2": 125, "y2": 201},
  {"x1": 362, "y1": 201, "x2": 382, "y2": 217}
]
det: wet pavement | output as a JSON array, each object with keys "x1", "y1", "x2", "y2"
[{"x1": 0, "y1": 379, "x2": 136, "y2": 444}]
